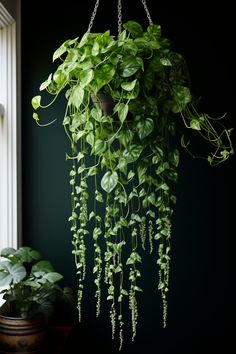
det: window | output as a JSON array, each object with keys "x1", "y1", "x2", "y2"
[{"x1": 0, "y1": 1, "x2": 19, "y2": 250}]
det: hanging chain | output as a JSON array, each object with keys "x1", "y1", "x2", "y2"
[
  {"x1": 141, "y1": 0, "x2": 153, "y2": 25},
  {"x1": 117, "y1": 0, "x2": 122, "y2": 35},
  {"x1": 87, "y1": 0, "x2": 152, "y2": 34},
  {"x1": 87, "y1": 0, "x2": 100, "y2": 33}
]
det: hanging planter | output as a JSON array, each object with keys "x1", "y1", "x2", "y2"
[{"x1": 31, "y1": 0, "x2": 233, "y2": 349}]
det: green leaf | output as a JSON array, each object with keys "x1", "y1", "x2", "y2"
[
  {"x1": 136, "y1": 118, "x2": 154, "y2": 139},
  {"x1": 31, "y1": 95, "x2": 41, "y2": 110},
  {"x1": 114, "y1": 265, "x2": 122, "y2": 273},
  {"x1": 63, "y1": 116, "x2": 70, "y2": 125},
  {"x1": 147, "y1": 210, "x2": 155, "y2": 218},
  {"x1": 126, "y1": 257, "x2": 135, "y2": 265},
  {"x1": 85, "y1": 121, "x2": 94, "y2": 130},
  {"x1": 53, "y1": 70, "x2": 67, "y2": 86},
  {"x1": 101, "y1": 171, "x2": 118, "y2": 193},
  {"x1": 137, "y1": 164, "x2": 147, "y2": 184},
  {"x1": 160, "y1": 58, "x2": 172, "y2": 66},
  {"x1": 147, "y1": 24, "x2": 162, "y2": 38},
  {"x1": 121, "y1": 79, "x2": 137, "y2": 91},
  {"x1": 121, "y1": 289, "x2": 129, "y2": 296},
  {"x1": 114, "y1": 103, "x2": 128, "y2": 123},
  {"x1": 134, "y1": 286, "x2": 143, "y2": 292},
  {"x1": 128, "y1": 170, "x2": 135, "y2": 179},
  {"x1": 169, "y1": 149, "x2": 179, "y2": 167},
  {"x1": 190, "y1": 119, "x2": 201, "y2": 130},
  {"x1": 119, "y1": 217, "x2": 128, "y2": 227},
  {"x1": 77, "y1": 166, "x2": 85, "y2": 174},
  {"x1": 69, "y1": 86, "x2": 84, "y2": 109},
  {"x1": 91, "y1": 107, "x2": 102, "y2": 122},
  {"x1": 77, "y1": 152, "x2": 84, "y2": 162},
  {"x1": 93, "y1": 227, "x2": 102, "y2": 240},
  {"x1": 95, "y1": 190, "x2": 104, "y2": 202},
  {"x1": 33, "y1": 112, "x2": 39, "y2": 123},
  {"x1": 139, "y1": 188, "x2": 146, "y2": 197},
  {"x1": 158, "y1": 282, "x2": 165, "y2": 290},
  {"x1": 53, "y1": 43, "x2": 68, "y2": 62},
  {"x1": 0, "y1": 247, "x2": 16, "y2": 258},
  {"x1": 118, "y1": 129, "x2": 134, "y2": 148},
  {"x1": 159, "y1": 183, "x2": 169, "y2": 191},
  {"x1": 78, "y1": 32, "x2": 89, "y2": 48},
  {"x1": 131, "y1": 213, "x2": 142, "y2": 222},
  {"x1": 86, "y1": 132, "x2": 95, "y2": 146},
  {"x1": 92, "y1": 41, "x2": 99, "y2": 56},
  {"x1": 94, "y1": 63, "x2": 115, "y2": 92},
  {"x1": 119, "y1": 56, "x2": 143, "y2": 77},
  {"x1": 32, "y1": 260, "x2": 54, "y2": 272},
  {"x1": 148, "y1": 193, "x2": 156, "y2": 206},
  {"x1": 89, "y1": 211, "x2": 95, "y2": 220},
  {"x1": 15, "y1": 247, "x2": 41, "y2": 263},
  {"x1": 77, "y1": 58, "x2": 93, "y2": 70},
  {"x1": 123, "y1": 144, "x2": 143, "y2": 163},
  {"x1": 117, "y1": 157, "x2": 127, "y2": 175},
  {"x1": 105, "y1": 251, "x2": 113, "y2": 261},
  {"x1": 79, "y1": 69, "x2": 94, "y2": 88},
  {"x1": 0, "y1": 261, "x2": 26, "y2": 286},
  {"x1": 118, "y1": 30, "x2": 127, "y2": 42},
  {"x1": 69, "y1": 114, "x2": 85, "y2": 132},
  {"x1": 88, "y1": 166, "x2": 98, "y2": 177},
  {"x1": 39, "y1": 73, "x2": 52, "y2": 91},
  {"x1": 76, "y1": 131, "x2": 85, "y2": 141},
  {"x1": 44, "y1": 272, "x2": 63, "y2": 283},
  {"x1": 172, "y1": 85, "x2": 191, "y2": 111},
  {"x1": 123, "y1": 41, "x2": 138, "y2": 55},
  {"x1": 181, "y1": 135, "x2": 190, "y2": 148},
  {"x1": 93, "y1": 139, "x2": 107, "y2": 155},
  {"x1": 123, "y1": 21, "x2": 143, "y2": 38},
  {"x1": 152, "y1": 155, "x2": 159, "y2": 164}
]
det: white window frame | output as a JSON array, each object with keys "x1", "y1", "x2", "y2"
[{"x1": 0, "y1": 2, "x2": 18, "y2": 250}]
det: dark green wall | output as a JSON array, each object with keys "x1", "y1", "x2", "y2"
[{"x1": 21, "y1": 1, "x2": 235, "y2": 353}]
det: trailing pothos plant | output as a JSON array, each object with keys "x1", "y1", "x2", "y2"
[{"x1": 32, "y1": 20, "x2": 233, "y2": 349}]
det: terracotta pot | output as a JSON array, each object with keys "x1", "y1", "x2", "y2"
[{"x1": 0, "y1": 313, "x2": 46, "y2": 354}]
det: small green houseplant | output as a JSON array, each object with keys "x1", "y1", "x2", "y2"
[
  {"x1": 31, "y1": 20, "x2": 233, "y2": 348},
  {"x1": 0, "y1": 246, "x2": 73, "y2": 319}
]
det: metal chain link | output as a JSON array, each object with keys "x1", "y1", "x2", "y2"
[
  {"x1": 117, "y1": 0, "x2": 122, "y2": 35},
  {"x1": 87, "y1": 0, "x2": 100, "y2": 33},
  {"x1": 141, "y1": 0, "x2": 153, "y2": 25}
]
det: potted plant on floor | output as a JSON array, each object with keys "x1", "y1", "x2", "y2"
[
  {"x1": 0, "y1": 246, "x2": 74, "y2": 353},
  {"x1": 31, "y1": 18, "x2": 233, "y2": 349}
]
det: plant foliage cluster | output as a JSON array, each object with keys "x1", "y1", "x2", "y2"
[
  {"x1": 31, "y1": 20, "x2": 233, "y2": 348},
  {"x1": 0, "y1": 247, "x2": 73, "y2": 319}
]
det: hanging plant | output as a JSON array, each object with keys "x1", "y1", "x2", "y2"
[{"x1": 31, "y1": 1, "x2": 233, "y2": 349}]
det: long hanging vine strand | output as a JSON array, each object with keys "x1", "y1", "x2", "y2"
[
  {"x1": 67, "y1": 103, "x2": 89, "y2": 322},
  {"x1": 154, "y1": 116, "x2": 178, "y2": 327},
  {"x1": 92, "y1": 157, "x2": 103, "y2": 318}
]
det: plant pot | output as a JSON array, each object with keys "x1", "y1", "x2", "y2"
[
  {"x1": 91, "y1": 92, "x2": 116, "y2": 115},
  {"x1": 0, "y1": 313, "x2": 46, "y2": 354}
]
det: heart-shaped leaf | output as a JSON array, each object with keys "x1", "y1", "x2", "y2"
[{"x1": 101, "y1": 171, "x2": 118, "y2": 193}]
